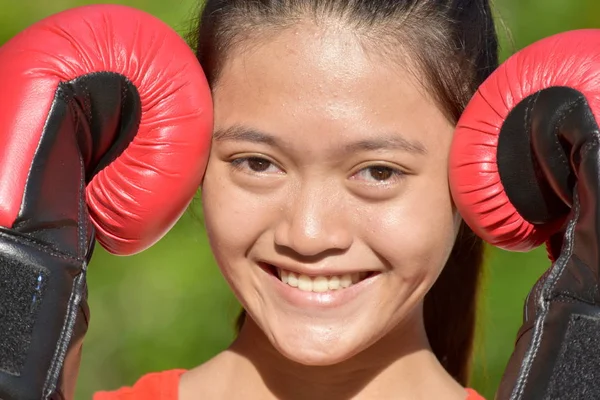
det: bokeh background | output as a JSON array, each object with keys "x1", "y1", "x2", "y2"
[{"x1": 2, "y1": 1, "x2": 599, "y2": 399}]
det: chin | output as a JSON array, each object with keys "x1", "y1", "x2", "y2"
[
  {"x1": 269, "y1": 325, "x2": 365, "y2": 366},
  {"x1": 278, "y1": 343, "x2": 354, "y2": 366}
]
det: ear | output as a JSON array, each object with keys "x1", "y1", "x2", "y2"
[
  {"x1": 448, "y1": 175, "x2": 463, "y2": 237},
  {"x1": 453, "y1": 210, "x2": 463, "y2": 238}
]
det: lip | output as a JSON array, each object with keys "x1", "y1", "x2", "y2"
[
  {"x1": 259, "y1": 262, "x2": 381, "y2": 309},
  {"x1": 259, "y1": 260, "x2": 378, "y2": 278}
]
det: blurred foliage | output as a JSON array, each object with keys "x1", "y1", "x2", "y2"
[{"x1": 1, "y1": 1, "x2": 600, "y2": 399}]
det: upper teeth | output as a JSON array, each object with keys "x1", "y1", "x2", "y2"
[{"x1": 279, "y1": 269, "x2": 367, "y2": 292}]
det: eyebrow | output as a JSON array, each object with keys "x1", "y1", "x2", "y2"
[
  {"x1": 214, "y1": 125, "x2": 278, "y2": 146},
  {"x1": 344, "y1": 136, "x2": 427, "y2": 155},
  {"x1": 213, "y1": 125, "x2": 427, "y2": 155}
]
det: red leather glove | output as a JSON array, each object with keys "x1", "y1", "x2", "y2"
[
  {"x1": 0, "y1": 5, "x2": 212, "y2": 400},
  {"x1": 450, "y1": 30, "x2": 600, "y2": 400}
]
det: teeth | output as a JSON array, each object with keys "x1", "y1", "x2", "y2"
[
  {"x1": 313, "y1": 276, "x2": 329, "y2": 292},
  {"x1": 277, "y1": 269, "x2": 370, "y2": 292},
  {"x1": 298, "y1": 274, "x2": 312, "y2": 291},
  {"x1": 340, "y1": 274, "x2": 352, "y2": 288},
  {"x1": 327, "y1": 275, "x2": 340, "y2": 290},
  {"x1": 288, "y1": 272, "x2": 299, "y2": 287}
]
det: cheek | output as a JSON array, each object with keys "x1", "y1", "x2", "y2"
[
  {"x1": 370, "y1": 177, "x2": 458, "y2": 284},
  {"x1": 201, "y1": 166, "x2": 259, "y2": 300},
  {"x1": 200, "y1": 161, "x2": 279, "y2": 274}
]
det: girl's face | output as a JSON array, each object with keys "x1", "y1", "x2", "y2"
[{"x1": 202, "y1": 23, "x2": 460, "y2": 365}]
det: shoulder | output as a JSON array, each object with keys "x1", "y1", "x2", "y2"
[
  {"x1": 93, "y1": 369, "x2": 187, "y2": 400},
  {"x1": 179, "y1": 350, "x2": 240, "y2": 399},
  {"x1": 466, "y1": 388, "x2": 486, "y2": 400}
]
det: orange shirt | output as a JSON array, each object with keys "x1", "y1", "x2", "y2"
[
  {"x1": 93, "y1": 370, "x2": 486, "y2": 399},
  {"x1": 93, "y1": 370, "x2": 186, "y2": 400}
]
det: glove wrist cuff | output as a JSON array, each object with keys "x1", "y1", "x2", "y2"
[{"x1": 0, "y1": 230, "x2": 88, "y2": 400}]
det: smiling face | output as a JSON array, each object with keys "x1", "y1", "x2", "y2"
[{"x1": 201, "y1": 22, "x2": 461, "y2": 365}]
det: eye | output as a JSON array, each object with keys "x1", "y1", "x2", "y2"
[
  {"x1": 352, "y1": 165, "x2": 404, "y2": 184},
  {"x1": 230, "y1": 156, "x2": 282, "y2": 174}
]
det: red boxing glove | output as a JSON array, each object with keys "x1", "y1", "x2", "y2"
[
  {"x1": 0, "y1": 5, "x2": 212, "y2": 400},
  {"x1": 451, "y1": 30, "x2": 600, "y2": 399}
]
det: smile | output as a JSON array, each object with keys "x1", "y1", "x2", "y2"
[
  {"x1": 259, "y1": 262, "x2": 382, "y2": 308},
  {"x1": 260, "y1": 262, "x2": 378, "y2": 293},
  {"x1": 278, "y1": 269, "x2": 371, "y2": 292}
]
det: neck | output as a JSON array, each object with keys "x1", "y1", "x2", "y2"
[{"x1": 224, "y1": 309, "x2": 466, "y2": 400}]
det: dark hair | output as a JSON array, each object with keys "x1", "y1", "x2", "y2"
[{"x1": 190, "y1": 0, "x2": 497, "y2": 386}]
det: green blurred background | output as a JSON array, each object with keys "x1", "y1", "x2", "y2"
[{"x1": 2, "y1": 1, "x2": 600, "y2": 399}]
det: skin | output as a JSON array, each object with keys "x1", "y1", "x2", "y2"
[{"x1": 181, "y1": 20, "x2": 467, "y2": 400}]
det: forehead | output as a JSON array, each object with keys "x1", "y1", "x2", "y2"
[{"x1": 212, "y1": 22, "x2": 451, "y2": 152}]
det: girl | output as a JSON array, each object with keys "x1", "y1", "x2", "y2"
[{"x1": 96, "y1": 0, "x2": 497, "y2": 398}]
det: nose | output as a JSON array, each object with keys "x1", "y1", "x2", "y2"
[{"x1": 273, "y1": 183, "x2": 353, "y2": 257}]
